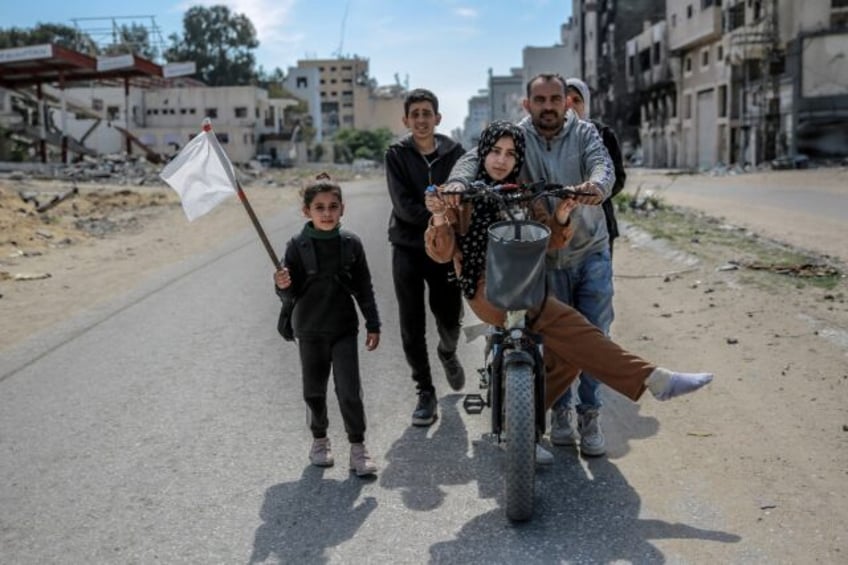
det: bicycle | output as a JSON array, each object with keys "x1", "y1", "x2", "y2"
[{"x1": 438, "y1": 179, "x2": 592, "y2": 521}]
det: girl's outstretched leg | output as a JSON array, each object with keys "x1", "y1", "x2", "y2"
[{"x1": 646, "y1": 368, "x2": 713, "y2": 401}]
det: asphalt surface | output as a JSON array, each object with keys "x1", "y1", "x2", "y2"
[{"x1": 1, "y1": 178, "x2": 739, "y2": 564}]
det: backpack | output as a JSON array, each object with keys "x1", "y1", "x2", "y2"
[{"x1": 277, "y1": 231, "x2": 357, "y2": 341}]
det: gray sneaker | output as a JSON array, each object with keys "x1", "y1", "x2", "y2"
[
  {"x1": 578, "y1": 409, "x2": 606, "y2": 457},
  {"x1": 349, "y1": 443, "x2": 378, "y2": 476},
  {"x1": 309, "y1": 437, "x2": 334, "y2": 467},
  {"x1": 550, "y1": 406, "x2": 578, "y2": 446}
]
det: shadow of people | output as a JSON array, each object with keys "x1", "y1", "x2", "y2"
[
  {"x1": 429, "y1": 428, "x2": 740, "y2": 564},
  {"x1": 379, "y1": 394, "x2": 476, "y2": 511},
  {"x1": 248, "y1": 465, "x2": 376, "y2": 564}
]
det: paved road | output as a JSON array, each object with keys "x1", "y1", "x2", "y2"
[
  {"x1": 630, "y1": 168, "x2": 848, "y2": 265},
  {"x1": 1, "y1": 178, "x2": 741, "y2": 564}
]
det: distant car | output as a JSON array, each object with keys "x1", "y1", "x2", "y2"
[
  {"x1": 255, "y1": 154, "x2": 294, "y2": 169},
  {"x1": 271, "y1": 156, "x2": 294, "y2": 169},
  {"x1": 771, "y1": 154, "x2": 809, "y2": 170}
]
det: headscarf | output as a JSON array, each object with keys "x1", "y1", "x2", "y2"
[
  {"x1": 455, "y1": 121, "x2": 527, "y2": 299},
  {"x1": 565, "y1": 78, "x2": 591, "y2": 120},
  {"x1": 474, "y1": 120, "x2": 526, "y2": 183}
]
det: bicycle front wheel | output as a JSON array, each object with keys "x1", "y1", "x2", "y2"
[{"x1": 503, "y1": 362, "x2": 536, "y2": 521}]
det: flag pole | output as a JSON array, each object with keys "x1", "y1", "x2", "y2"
[
  {"x1": 202, "y1": 120, "x2": 281, "y2": 268},
  {"x1": 235, "y1": 179, "x2": 280, "y2": 268}
]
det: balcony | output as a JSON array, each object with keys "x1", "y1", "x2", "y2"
[{"x1": 669, "y1": 5, "x2": 722, "y2": 52}]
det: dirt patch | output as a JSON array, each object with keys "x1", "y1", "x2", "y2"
[{"x1": 0, "y1": 167, "x2": 378, "y2": 349}]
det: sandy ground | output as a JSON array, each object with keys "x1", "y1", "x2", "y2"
[{"x1": 1, "y1": 166, "x2": 847, "y2": 561}]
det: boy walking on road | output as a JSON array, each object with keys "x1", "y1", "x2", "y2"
[{"x1": 385, "y1": 88, "x2": 466, "y2": 427}]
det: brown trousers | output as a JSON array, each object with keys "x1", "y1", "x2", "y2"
[{"x1": 467, "y1": 280, "x2": 655, "y2": 409}]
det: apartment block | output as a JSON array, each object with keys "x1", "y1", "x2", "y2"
[{"x1": 293, "y1": 57, "x2": 406, "y2": 140}]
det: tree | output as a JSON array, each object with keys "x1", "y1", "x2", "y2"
[
  {"x1": 0, "y1": 23, "x2": 93, "y2": 53},
  {"x1": 333, "y1": 128, "x2": 394, "y2": 164},
  {"x1": 101, "y1": 24, "x2": 158, "y2": 60},
  {"x1": 164, "y1": 5, "x2": 259, "y2": 86}
]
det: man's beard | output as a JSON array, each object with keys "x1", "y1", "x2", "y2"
[{"x1": 534, "y1": 111, "x2": 563, "y2": 134}]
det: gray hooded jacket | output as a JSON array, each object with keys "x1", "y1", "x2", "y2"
[{"x1": 449, "y1": 111, "x2": 615, "y2": 267}]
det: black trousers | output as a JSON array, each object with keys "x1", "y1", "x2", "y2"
[
  {"x1": 298, "y1": 334, "x2": 366, "y2": 443},
  {"x1": 391, "y1": 245, "x2": 463, "y2": 393}
]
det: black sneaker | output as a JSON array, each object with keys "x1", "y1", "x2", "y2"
[
  {"x1": 412, "y1": 390, "x2": 438, "y2": 426},
  {"x1": 438, "y1": 351, "x2": 466, "y2": 391}
]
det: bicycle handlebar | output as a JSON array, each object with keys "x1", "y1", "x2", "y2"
[{"x1": 427, "y1": 180, "x2": 596, "y2": 204}]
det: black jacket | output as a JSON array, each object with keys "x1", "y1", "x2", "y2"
[
  {"x1": 385, "y1": 133, "x2": 465, "y2": 249},
  {"x1": 278, "y1": 225, "x2": 380, "y2": 339},
  {"x1": 592, "y1": 120, "x2": 626, "y2": 241}
]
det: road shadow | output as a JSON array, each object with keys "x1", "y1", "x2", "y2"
[
  {"x1": 379, "y1": 393, "x2": 475, "y2": 510},
  {"x1": 429, "y1": 396, "x2": 740, "y2": 564},
  {"x1": 248, "y1": 465, "x2": 377, "y2": 564}
]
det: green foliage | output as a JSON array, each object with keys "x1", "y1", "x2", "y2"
[
  {"x1": 332, "y1": 128, "x2": 393, "y2": 164},
  {"x1": 101, "y1": 24, "x2": 158, "y2": 59},
  {"x1": 164, "y1": 5, "x2": 259, "y2": 86},
  {"x1": 0, "y1": 23, "x2": 93, "y2": 53}
]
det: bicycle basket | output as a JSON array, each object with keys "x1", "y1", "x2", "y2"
[{"x1": 485, "y1": 220, "x2": 550, "y2": 310}]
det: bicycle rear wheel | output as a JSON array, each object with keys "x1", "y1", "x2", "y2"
[{"x1": 503, "y1": 362, "x2": 535, "y2": 521}]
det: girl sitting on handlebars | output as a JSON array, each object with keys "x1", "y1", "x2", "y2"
[{"x1": 424, "y1": 120, "x2": 712, "y2": 415}]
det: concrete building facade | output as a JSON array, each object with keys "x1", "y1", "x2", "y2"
[{"x1": 293, "y1": 57, "x2": 406, "y2": 140}]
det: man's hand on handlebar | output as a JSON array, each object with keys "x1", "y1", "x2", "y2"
[{"x1": 572, "y1": 181, "x2": 605, "y2": 205}]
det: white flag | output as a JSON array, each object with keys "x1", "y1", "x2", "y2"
[{"x1": 160, "y1": 121, "x2": 238, "y2": 221}]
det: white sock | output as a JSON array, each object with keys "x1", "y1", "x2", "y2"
[{"x1": 647, "y1": 367, "x2": 713, "y2": 401}]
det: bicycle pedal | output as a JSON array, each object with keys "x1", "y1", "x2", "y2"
[{"x1": 463, "y1": 393, "x2": 485, "y2": 414}]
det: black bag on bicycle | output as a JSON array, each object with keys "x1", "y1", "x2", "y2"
[{"x1": 485, "y1": 219, "x2": 550, "y2": 310}]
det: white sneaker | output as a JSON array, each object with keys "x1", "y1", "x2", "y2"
[
  {"x1": 309, "y1": 437, "x2": 334, "y2": 467},
  {"x1": 578, "y1": 409, "x2": 606, "y2": 457},
  {"x1": 349, "y1": 442, "x2": 378, "y2": 477},
  {"x1": 550, "y1": 406, "x2": 578, "y2": 446},
  {"x1": 535, "y1": 443, "x2": 554, "y2": 466}
]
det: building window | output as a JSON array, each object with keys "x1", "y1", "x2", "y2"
[
  {"x1": 180, "y1": 108, "x2": 187, "y2": 114},
  {"x1": 701, "y1": 48, "x2": 710, "y2": 67},
  {"x1": 206, "y1": 108, "x2": 218, "y2": 119},
  {"x1": 684, "y1": 94, "x2": 692, "y2": 119},
  {"x1": 726, "y1": 3, "x2": 745, "y2": 30},
  {"x1": 627, "y1": 54, "x2": 635, "y2": 77},
  {"x1": 190, "y1": 108, "x2": 196, "y2": 114},
  {"x1": 653, "y1": 42, "x2": 661, "y2": 65},
  {"x1": 639, "y1": 48, "x2": 650, "y2": 71},
  {"x1": 215, "y1": 132, "x2": 229, "y2": 144},
  {"x1": 718, "y1": 84, "x2": 728, "y2": 117},
  {"x1": 717, "y1": 44, "x2": 724, "y2": 62},
  {"x1": 685, "y1": 56, "x2": 693, "y2": 73},
  {"x1": 687, "y1": 4, "x2": 694, "y2": 18},
  {"x1": 235, "y1": 107, "x2": 248, "y2": 118},
  {"x1": 107, "y1": 106, "x2": 120, "y2": 120}
]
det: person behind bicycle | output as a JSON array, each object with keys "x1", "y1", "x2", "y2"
[{"x1": 424, "y1": 120, "x2": 713, "y2": 464}]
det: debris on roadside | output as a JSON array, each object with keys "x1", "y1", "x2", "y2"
[{"x1": 742, "y1": 261, "x2": 840, "y2": 278}]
